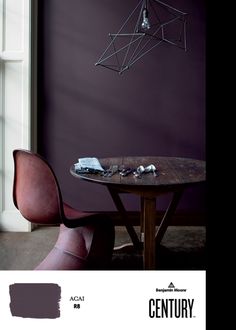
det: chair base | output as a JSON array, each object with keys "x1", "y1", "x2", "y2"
[{"x1": 35, "y1": 218, "x2": 115, "y2": 270}]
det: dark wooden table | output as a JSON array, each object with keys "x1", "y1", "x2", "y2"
[{"x1": 70, "y1": 156, "x2": 206, "y2": 270}]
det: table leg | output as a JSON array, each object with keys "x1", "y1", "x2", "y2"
[
  {"x1": 143, "y1": 197, "x2": 156, "y2": 270},
  {"x1": 155, "y1": 190, "x2": 183, "y2": 245},
  {"x1": 107, "y1": 187, "x2": 141, "y2": 250},
  {"x1": 140, "y1": 197, "x2": 144, "y2": 243}
]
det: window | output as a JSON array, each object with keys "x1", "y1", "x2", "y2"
[{"x1": 0, "y1": 0, "x2": 37, "y2": 231}]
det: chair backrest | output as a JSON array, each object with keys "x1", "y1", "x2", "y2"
[{"x1": 13, "y1": 149, "x2": 64, "y2": 224}]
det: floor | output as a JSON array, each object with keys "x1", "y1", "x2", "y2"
[{"x1": 0, "y1": 225, "x2": 206, "y2": 270}]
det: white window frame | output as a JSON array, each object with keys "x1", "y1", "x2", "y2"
[{"x1": 0, "y1": 0, "x2": 37, "y2": 231}]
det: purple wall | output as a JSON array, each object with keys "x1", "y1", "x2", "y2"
[{"x1": 38, "y1": 0, "x2": 206, "y2": 212}]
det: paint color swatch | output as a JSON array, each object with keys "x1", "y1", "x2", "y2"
[{"x1": 9, "y1": 283, "x2": 61, "y2": 318}]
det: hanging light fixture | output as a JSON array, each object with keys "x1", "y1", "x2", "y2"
[
  {"x1": 95, "y1": 0, "x2": 188, "y2": 74},
  {"x1": 141, "y1": 2, "x2": 151, "y2": 30}
]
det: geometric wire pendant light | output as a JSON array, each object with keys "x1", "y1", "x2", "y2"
[{"x1": 95, "y1": 0, "x2": 188, "y2": 74}]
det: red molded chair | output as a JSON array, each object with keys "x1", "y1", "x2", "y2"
[{"x1": 13, "y1": 149, "x2": 115, "y2": 270}]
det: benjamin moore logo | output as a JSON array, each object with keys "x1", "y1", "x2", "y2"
[
  {"x1": 148, "y1": 282, "x2": 195, "y2": 319},
  {"x1": 168, "y1": 282, "x2": 175, "y2": 289},
  {"x1": 156, "y1": 282, "x2": 187, "y2": 293}
]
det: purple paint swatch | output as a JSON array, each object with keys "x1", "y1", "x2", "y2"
[{"x1": 9, "y1": 283, "x2": 61, "y2": 319}]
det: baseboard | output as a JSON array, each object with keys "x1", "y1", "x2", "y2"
[
  {"x1": 103, "y1": 211, "x2": 206, "y2": 226},
  {"x1": 34, "y1": 211, "x2": 206, "y2": 230},
  {"x1": 0, "y1": 210, "x2": 32, "y2": 232}
]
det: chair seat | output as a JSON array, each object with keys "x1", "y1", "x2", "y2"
[{"x1": 63, "y1": 203, "x2": 95, "y2": 219}]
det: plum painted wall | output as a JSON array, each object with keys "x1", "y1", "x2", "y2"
[{"x1": 37, "y1": 0, "x2": 206, "y2": 212}]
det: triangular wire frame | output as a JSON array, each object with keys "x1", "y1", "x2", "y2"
[{"x1": 95, "y1": 0, "x2": 188, "y2": 74}]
